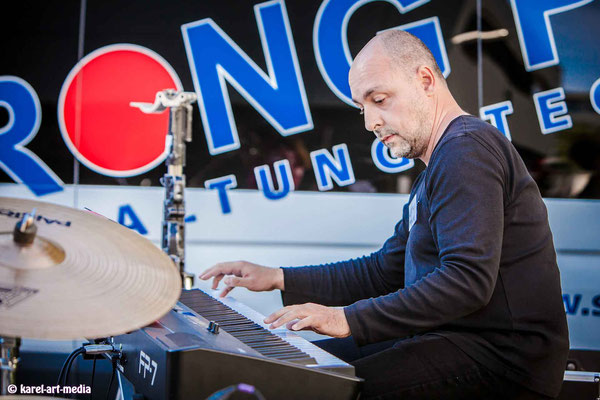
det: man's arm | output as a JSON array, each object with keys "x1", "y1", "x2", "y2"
[
  {"x1": 344, "y1": 136, "x2": 505, "y2": 345},
  {"x1": 200, "y1": 205, "x2": 410, "y2": 304},
  {"x1": 281, "y1": 217, "x2": 408, "y2": 306}
]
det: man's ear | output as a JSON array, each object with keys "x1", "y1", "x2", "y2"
[{"x1": 417, "y1": 65, "x2": 436, "y2": 96}]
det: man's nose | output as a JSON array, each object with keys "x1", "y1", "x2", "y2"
[{"x1": 364, "y1": 109, "x2": 382, "y2": 132}]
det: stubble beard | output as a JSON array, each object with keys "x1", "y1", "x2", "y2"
[
  {"x1": 389, "y1": 135, "x2": 413, "y2": 159},
  {"x1": 396, "y1": 101, "x2": 433, "y2": 159},
  {"x1": 382, "y1": 113, "x2": 432, "y2": 159}
]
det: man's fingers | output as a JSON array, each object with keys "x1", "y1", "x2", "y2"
[
  {"x1": 269, "y1": 309, "x2": 306, "y2": 329},
  {"x1": 264, "y1": 306, "x2": 292, "y2": 324},
  {"x1": 199, "y1": 262, "x2": 243, "y2": 280},
  {"x1": 198, "y1": 267, "x2": 212, "y2": 280},
  {"x1": 219, "y1": 285, "x2": 235, "y2": 298},
  {"x1": 223, "y1": 276, "x2": 249, "y2": 288},
  {"x1": 291, "y1": 316, "x2": 315, "y2": 331},
  {"x1": 285, "y1": 319, "x2": 300, "y2": 330},
  {"x1": 210, "y1": 274, "x2": 250, "y2": 291},
  {"x1": 199, "y1": 265, "x2": 221, "y2": 280},
  {"x1": 211, "y1": 274, "x2": 225, "y2": 290}
]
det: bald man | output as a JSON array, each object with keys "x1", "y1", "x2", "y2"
[{"x1": 200, "y1": 31, "x2": 569, "y2": 399}]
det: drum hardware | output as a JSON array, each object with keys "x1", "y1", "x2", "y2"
[
  {"x1": 2, "y1": 212, "x2": 31, "y2": 395},
  {"x1": 12, "y1": 209, "x2": 37, "y2": 245},
  {"x1": 0, "y1": 336, "x2": 20, "y2": 395},
  {"x1": 131, "y1": 89, "x2": 198, "y2": 290}
]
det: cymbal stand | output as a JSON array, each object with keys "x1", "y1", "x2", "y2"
[
  {"x1": 130, "y1": 90, "x2": 197, "y2": 290},
  {"x1": 0, "y1": 336, "x2": 20, "y2": 395},
  {"x1": 1, "y1": 211, "x2": 36, "y2": 393}
]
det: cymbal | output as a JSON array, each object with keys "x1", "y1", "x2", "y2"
[{"x1": 0, "y1": 197, "x2": 181, "y2": 340}]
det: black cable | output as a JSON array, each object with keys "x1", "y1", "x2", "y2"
[
  {"x1": 57, "y1": 350, "x2": 76, "y2": 385},
  {"x1": 56, "y1": 347, "x2": 84, "y2": 400},
  {"x1": 63, "y1": 351, "x2": 79, "y2": 387},
  {"x1": 57, "y1": 347, "x2": 84, "y2": 387},
  {"x1": 90, "y1": 357, "x2": 97, "y2": 400},
  {"x1": 64, "y1": 347, "x2": 85, "y2": 390},
  {"x1": 58, "y1": 344, "x2": 119, "y2": 400},
  {"x1": 106, "y1": 359, "x2": 116, "y2": 400}
]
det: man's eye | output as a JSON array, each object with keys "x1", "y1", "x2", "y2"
[{"x1": 374, "y1": 98, "x2": 384, "y2": 104}]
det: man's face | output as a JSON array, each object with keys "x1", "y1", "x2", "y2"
[{"x1": 349, "y1": 46, "x2": 433, "y2": 159}]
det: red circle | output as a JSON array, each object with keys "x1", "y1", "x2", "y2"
[{"x1": 60, "y1": 46, "x2": 181, "y2": 175}]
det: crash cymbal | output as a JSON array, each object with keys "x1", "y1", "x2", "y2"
[{"x1": 0, "y1": 197, "x2": 181, "y2": 340}]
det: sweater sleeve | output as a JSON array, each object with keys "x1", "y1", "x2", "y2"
[
  {"x1": 344, "y1": 135, "x2": 505, "y2": 345},
  {"x1": 281, "y1": 206, "x2": 409, "y2": 307}
]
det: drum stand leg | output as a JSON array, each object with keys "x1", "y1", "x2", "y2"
[{"x1": 0, "y1": 337, "x2": 20, "y2": 395}]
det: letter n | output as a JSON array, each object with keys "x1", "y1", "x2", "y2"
[{"x1": 181, "y1": 0, "x2": 313, "y2": 155}]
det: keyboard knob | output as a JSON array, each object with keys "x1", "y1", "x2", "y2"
[{"x1": 207, "y1": 321, "x2": 220, "y2": 334}]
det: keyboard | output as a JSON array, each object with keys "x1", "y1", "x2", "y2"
[
  {"x1": 112, "y1": 289, "x2": 362, "y2": 399},
  {"x1": 179, "y1": 289, "x2": 356, "y2": 372}
]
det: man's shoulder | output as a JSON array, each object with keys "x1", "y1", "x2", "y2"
[
  {"x1": 424, "y1": 116, "x2": 511, "y2": 197},
  {"x1": 432, "y1": 115, "x2": 510, "y2": 169},
  {"x1": 438, "y1": 114, "x2": 506, "y2": 146}
]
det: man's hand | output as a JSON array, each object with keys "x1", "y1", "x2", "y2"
[
  {"x1": 264, "y1": 303, "x2": 351, "y2": 338},
  {"x1": 199, "y1": 261, "x2": 284, "y2": 297}
]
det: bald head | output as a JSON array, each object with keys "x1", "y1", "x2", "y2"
[{"x1": 355, "y1": 30, "x2": 444, "y2": 83}]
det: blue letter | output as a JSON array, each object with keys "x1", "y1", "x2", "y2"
[
  {"x1": 563, "y1": 293, "x2": 582, "y2": 315},
  {"x1": 479, "y1": 100, "x2": 514, "y2": 141},
  {"x1": 371, "y1": 139, "x2": 414, "y2": 173},
  {"x1": 118, "y1": 204, "x2": 148, "y2": 235},
  {"x1": 0, "y1": 76, "x2": 63, "y2": 196},
  {"x1": 310, "y1": 143, "x2": 355, "y2": 191},
  {"x1": 181, "y1": 0, "x2": 312, "y2": 155},
  {"x1": 510, "y1": 0, "x2": 593, "y2": 71},
  {"x1": 254, "y1": 159, "x2": 294, "y2": 200},
  {"x1": 314, "y1": 0, "x2": 450, "y2": 107},
  {"x1": 205, "y1": 175, "x2": 238, "y2": 214},
  {"x1": 533, "y1": 87, "x2": 572, "y2": 135},
  {"x1": 591, "y1": 77, "x2": 600, "y2": 115}
]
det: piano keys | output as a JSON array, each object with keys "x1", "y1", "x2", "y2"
[{"x1": 112, "y1": 289, "x2": 362, "y2": 399}]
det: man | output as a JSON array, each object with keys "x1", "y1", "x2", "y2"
[{"x1": 200, "y1": 30, "x2": 569, "y2": 399}]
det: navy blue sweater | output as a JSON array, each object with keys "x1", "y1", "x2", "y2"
[{"x1": 282, "y1": 115, "x2": 569, "y2": 397}]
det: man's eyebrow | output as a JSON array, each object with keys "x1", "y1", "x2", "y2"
[
  {"x1": 352, "y1": 86, "x2": 383, "y2": 105},
  {"x1": 362, "y1": 87, "x2": 382, "y2": 101},
  {"x1": 363, "y1": 87, "x2": 377, "y2": 100}
]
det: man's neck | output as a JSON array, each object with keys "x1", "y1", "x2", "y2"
[{"x1": 419, "y1": 101, "x2": 468, "y2": 166}]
